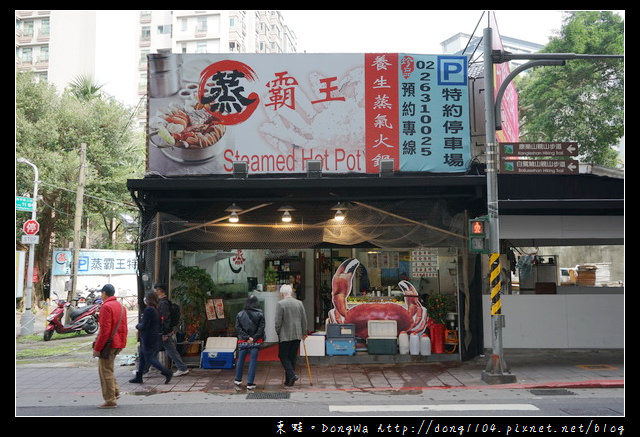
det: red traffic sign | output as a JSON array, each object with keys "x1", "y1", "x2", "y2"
[{"x1": 23, "y1": 219, "x2": 39, "y2": 235}]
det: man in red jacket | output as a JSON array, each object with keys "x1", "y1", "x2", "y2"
[{"x1": 93, "y1": 284, "x2": 128, "y2": 408}]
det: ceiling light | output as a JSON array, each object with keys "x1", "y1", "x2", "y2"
[
  {"x1": 277, "y1": 205, "x2": 295, "y2": 223},
  {"x1": 225, "y1": 203, "x2": 242, "y2": 223},
  {"x1": 334, "y1": 210, "x2": 345, "y2": 221}
]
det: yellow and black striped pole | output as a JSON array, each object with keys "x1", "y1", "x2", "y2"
[{"x1": 489, "y1": 253, "x2": 502, "y2": 316}]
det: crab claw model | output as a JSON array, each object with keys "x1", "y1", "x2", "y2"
[{"x1": 328, "y1": 258, "x2": 428, "y2": 339}]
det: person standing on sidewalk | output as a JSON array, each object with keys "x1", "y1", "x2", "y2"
[
  {"x1": 234, "y1": 295, "x2": 265, "y2": 390},
  {"x1": 154, "y1": 283, "x2": 189, "y2": 377},
  {"x1": 129, "y1": 291, "x2": 173, "y2": 384},
  {"x1": 275, "y1": 284, "x2": 307, "y2": 387},
  {"x1": 93, "y1": 284, "x2": 127, "y2": 409}
]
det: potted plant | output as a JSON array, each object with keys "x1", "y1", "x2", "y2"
[
  {"x1": 264, "y1": 264, "x2": 278, "y2": 292},
  {"x1": 426, "y1": 293, "x2": 451, "y2": 353},
  {"x1": 171, "y1": 264, "x2": 215, "y2": 340}
]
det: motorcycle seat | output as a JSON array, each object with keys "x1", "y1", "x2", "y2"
[{"x1": 70, "y1": 305, "x2": 95, "y2": 320}]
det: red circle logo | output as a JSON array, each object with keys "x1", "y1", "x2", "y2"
[{"x1": 198, "y1": 60, "x2": 260, "y2": 126}]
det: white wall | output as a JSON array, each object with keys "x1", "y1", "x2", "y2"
[{"x1": 482, "y1": 294, "x2": 624, "y2": 348}]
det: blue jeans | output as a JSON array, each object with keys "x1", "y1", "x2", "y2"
[
  {"x1": 234, "y1": 345, "x2": 260, "y2": 384},
  {"x1": 138, "y1": 345, "x2": 171, "y2": 376}
]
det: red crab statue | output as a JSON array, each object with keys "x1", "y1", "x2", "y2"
[{"x1": 328, "y1": 258, "x2": 429, "y2": 339}]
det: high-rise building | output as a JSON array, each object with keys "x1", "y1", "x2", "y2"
[{"x1": 16, "y1": 10, "x2": 297, "y2": 114}]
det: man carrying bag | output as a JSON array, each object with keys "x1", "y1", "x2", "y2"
[{"x1": 93, "y1": 284, "x2": 128, "y2": 409}]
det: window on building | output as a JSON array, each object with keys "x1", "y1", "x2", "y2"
[
  {"x1": 40, "y1": 18, "x2": 50, "y2": 36},
  {"x1": 196, "y1": 41, "x2": 207, "y2": 53},
  {"x1": 196, "y1": 17, "x2": 207, "y2": 33},
  {"x1": 139, "y1": 49, "x2": 149, "y2": 65},
  {"x1": 138, "y1": 72, "x2": 147, "y2": 88},
  {"x1": 157, "y1": 24, "x2": 172, "y2": 34},
  {"x1": 38, "y1": 46, "x2": 49, "y2": 62},
  {"x1": 140, "y1": 25, "x2": 150, "y2": 41},
  {"x1": 21, "y1": 47, "x2": 33, "y2": 63},
  {"x1": 22, "y1": 20, "x2": 34, "y2": 37}
]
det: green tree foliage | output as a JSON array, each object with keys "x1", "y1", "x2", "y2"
[
  {"x1": 516, "y1": 11, "x2": 624, "y2": 167},
  {"x1": 16, "y1": 72, "x2": 145, "y2": 302},
  {"x1": 68, "y1": 74, "x2": 104, "y2": 101},
  {"x1": 171, "y1": 265, "x2": 216, "y2": 338}
]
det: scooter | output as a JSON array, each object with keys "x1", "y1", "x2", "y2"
[{"x1": 44, "y1": 296, "x2": 101, "y2": 341}]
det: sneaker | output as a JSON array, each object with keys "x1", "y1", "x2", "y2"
[
  {"x1": 247, "y1": 384, "x2": 256, "y2": 390},
  {"x1": 233, "y1": 380, "x2": 242, "y2": 387},
  {"x1": 285, "y1": 376, "x2": 299, "y2": 387},
  {"x1": 97, "y1": 402, "x2": 117, "y2": 409},
  {"x1": 173, "y1": 369, "x2": 189, "y2": 377}
]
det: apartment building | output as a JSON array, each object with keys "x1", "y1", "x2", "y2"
[{"x1": 16, "y1": 10, "x2": 297, "y2": 112}]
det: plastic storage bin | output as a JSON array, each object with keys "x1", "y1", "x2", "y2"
[
  {"x1": 201, "y1": 337, "x2": 237, "y2": 369},
  {"x1": 299, "y1": 334, "x2": 326, "y2": 356},
  {"x1": 326, "y1": 338, "x2": 356, "y2": 356},
  {"x1": 326, "y1": 323, "x2": 356, "y2": 339},
  {"x1": 367, "y1": 320, "x2": 398, "y2": 338}
]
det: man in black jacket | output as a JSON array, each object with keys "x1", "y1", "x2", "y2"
[{"x1": 154, "y1": 283, "x2": 189, "y2": 377}]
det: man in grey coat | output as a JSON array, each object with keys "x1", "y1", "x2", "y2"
[{"x1": 275, "y1": 284, "x2": 307, "y2": 386}]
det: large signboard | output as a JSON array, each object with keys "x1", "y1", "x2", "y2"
[
  {"x1": 51, "y1": 250, "x2": 137, "y2": 276},
  {"x1": 489, "y1": 12, "x2": 519, "y2": 143},
  {"x1": 147, "y1": 53, "x2": 470, "y2": 176}
]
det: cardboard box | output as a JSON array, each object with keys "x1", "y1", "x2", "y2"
[
  {"x1": 201, "y1": 337, "x2": 237, "y2": 369},
  {"x1": 367, "y1": 338, "x2": 398, "y2": 355},
  {"x1": 299, "y1": 334, "x2": 325, "y2": 356},
  {"x1": 326, "y1": 338, "x2": 356, "y2": 356}
]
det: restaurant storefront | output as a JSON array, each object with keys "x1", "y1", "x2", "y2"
[
  {"x1": 127, "y1": 174, "x2": 489, "y2": 361},
  {"x1": 130, "y1": 51, "x2": 489, "y2": 361},
  {"x1": 129, "y1": 51, "x2": 623, "y2": 364}
]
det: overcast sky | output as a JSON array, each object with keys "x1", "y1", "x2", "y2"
[{"x1": 282, "y1": 10, "x2": 623, "y2": 54}]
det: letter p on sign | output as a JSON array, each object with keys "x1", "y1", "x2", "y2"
[{"x1": 437, "y1": 56, "x2": 467, "y2": 86}]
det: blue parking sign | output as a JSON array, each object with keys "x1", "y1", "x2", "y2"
[{"x1": 437, "y1": 56, "x2": 467, "y2": 86}]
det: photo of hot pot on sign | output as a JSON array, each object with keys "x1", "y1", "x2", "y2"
[
  {"x1": 147, "y1": 54, "x2": 366, "y2": 176},
  {"x1": 148, "y1": 56, "x2": 246, "y2": 166}
]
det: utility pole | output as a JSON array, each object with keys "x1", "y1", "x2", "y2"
[
  {"x1": 66, "y1": 143, "x2": 87, "y2": 323},
  {"x1": 481, "y1": 27, "x2": 516, "y2": 384}
]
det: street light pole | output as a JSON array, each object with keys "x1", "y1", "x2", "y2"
[
  {"x1": 479, "y1": 28, "x2": 622, "y2": 383},
  {"x1": 17, "y1": 157, "x2": 39, "y2": 336}
]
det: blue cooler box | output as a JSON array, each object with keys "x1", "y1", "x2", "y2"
[
  {"x1": 201, "y1": 337, "x2": 237, "y2": 369},
  {"x1": 326, "y1": 338, "x2": 356, "y2": 356}
]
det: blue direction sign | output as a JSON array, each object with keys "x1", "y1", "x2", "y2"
[{"x1": 16, "y1": 196, "x2": 34, "y2": 212}]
